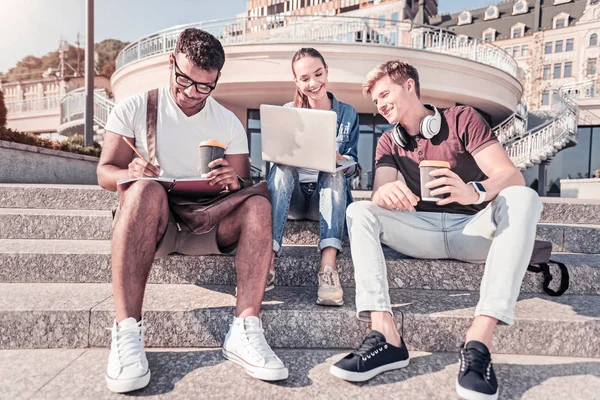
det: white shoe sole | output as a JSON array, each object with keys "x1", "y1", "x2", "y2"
[
  {"x1": 316, "y1": 296, "x2": 344, "y2": 306},
  {"x1": 329, "y1": 358, "x2": 409, "y2": 382},
  {"x1": 222, "y1": 349, "x2": 288, "y2": 381},
  {"x1": 455, "y1": 378, "x2": 499, "y2": 400},
  {"x1": 106, "y1": 369, "x2": 151, "y2": 393}
]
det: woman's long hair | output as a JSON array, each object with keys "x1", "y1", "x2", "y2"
[{"x1": 292, "y1": 48, "x2": 327, "y2": 109}]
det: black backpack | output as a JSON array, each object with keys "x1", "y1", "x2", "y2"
[{"x1": 528, "y1": 240, "x2": 569, "y2": 296}]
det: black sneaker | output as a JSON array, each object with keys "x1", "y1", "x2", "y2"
[
  {"x1": 329, "y1": 330, "x2": 409, "y2": 382},
  {"x1": 456, "y1": 341, "x2": 499, "y2": 400}
]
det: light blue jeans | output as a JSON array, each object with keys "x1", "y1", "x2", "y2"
[
  {"x1": 346, "y1": 186, "x2": 543, "y2": 325},
  {"x1": 268, "y1": 164, "x2": 347, "y2": 255}
]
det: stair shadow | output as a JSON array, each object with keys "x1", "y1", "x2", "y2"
[{"x1": 110, "y1": 349, "x2": 600, "y2": 397}]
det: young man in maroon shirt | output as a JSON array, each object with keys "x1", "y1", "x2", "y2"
[{"x1": 329, "y1": 61, "x2": 542, "y2": 400}]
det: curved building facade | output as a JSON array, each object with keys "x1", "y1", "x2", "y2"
[{"x1": 110, "y1": 14, "x2": 522, "y2": 188}]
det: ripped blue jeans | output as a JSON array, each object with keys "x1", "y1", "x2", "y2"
[{"x1": 267, "y1": 164, "x2": 347, "y2": 255}]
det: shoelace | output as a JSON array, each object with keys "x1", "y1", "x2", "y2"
[
  {"x1": 109, "y1": 322, "x2": 145, "y2": 368},
  {"x1": 460, "y1": 348, "x2": 492, "y2": 377},
  {"x1": 242, "y1": 325, "x2": 277, "y2": 364},
  {"x1": 319, "y1": 269, "x2": 340, "y2": 288},
  {"x1": 353, "y1": 335, "x2": 386, "y2": 360}
]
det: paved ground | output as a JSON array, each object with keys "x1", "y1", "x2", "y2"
[{"x1": 3, "y1": 348, "x2": 600, "y2": 400}]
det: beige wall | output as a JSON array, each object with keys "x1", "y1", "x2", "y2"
[{"x1": 7, "y1": 112, "x2": 60, "y2": 134}]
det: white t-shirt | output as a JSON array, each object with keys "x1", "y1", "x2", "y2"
[{"x1": 105, "y1": 86, "x2": 248, "y2": 178}]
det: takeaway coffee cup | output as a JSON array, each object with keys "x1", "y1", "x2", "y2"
[
  {"x1": 198, "y1": 139, "x2": 227, "y2": 176},
  {"x1": 419, "y1": 160, "x2": 451, "y2": 202}
]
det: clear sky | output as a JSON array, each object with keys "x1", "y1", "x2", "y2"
[{"x1": 0, "y1": 0, "x2": 496, "y2": 73}]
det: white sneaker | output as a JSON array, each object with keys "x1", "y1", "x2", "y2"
[
  {"x1": 106, "y1": 317, "x2": 151, "y2": 393},
  {"x1": 317, "y1": 265, "x2": 344, "y2": 306},
  {"x1": 222, "y1": 316, "x2": 289, "y2": 381}
]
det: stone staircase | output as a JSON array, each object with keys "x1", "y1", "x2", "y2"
[{"x1": 1, "y1": 184, "x2": 600, "y2": 398}]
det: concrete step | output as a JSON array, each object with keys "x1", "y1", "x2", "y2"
[
  {"x1": 0, "y1": 208, "x2": 599, "y2": 254},
  {"x1": 2, "y1": 184, "x2": 600, "y2": 224},
  {"x1": 3, "y1": 348, "x2": 600, "y2": 400},
  {"x1": 1, "y1": 240, "x2": 598, "y2": 295},
  {"x1": 1, "y1": 283, "x2": 599, "y2": 358}
]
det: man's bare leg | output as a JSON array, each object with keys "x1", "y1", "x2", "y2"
[
  {"x1": 465, "y1": 316, "x2": 498, "y2": 350},
  {"x1": 111, "y1": 180, "x2": 169, "y2": 323},
  {"x1": 217, "y1": 196, "x2": 272, "y2": 318},
  {"x1": 370, "y1": 311, "x2": 401, "y2": 346}
]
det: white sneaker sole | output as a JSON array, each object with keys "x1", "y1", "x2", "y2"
[
  {"x1": 316, "y1": 296, "x2": 344, "y2": 306},
  {"x1": 106, "y1": 369, "x2": 151, "y2": 393},
  {"x1": 455, "y1": 378, "x2": 499, "y2": 400},
  {"x1": 222, "y1": 349, "x2": 288, "y2": 381},
  {"x1": 329, "y1": 358, "x2": 409, "y2": 382}
]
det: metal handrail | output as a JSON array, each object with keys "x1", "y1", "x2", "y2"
[
  {"x1": 5, "y1": 96, "x2": 61, "y2": 115},
  {"x1": 115, "y1": 15, "x2": 518, "y2": 78},
  {"x1": 559, "y1": 79, "x2": 599, "y2": 100},
  {"x1": 59, "y1": 89, "x2": 115, "y2": 128},
  {"x1": 504, "y1": 93, "x2": 579, "y2": 168}
]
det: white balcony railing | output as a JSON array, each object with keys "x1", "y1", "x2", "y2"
[
  {"x1": 59, "y1": 88, "x2": 114, "y2": 131},
  {"x1": 559, "y1": 79, "x2": 600, "y2": 100},
  {"x1": 503, "y1": 93, "x2": 579, "y2": 170},
  {"x1": 5, "y1": 96, "x2": 61, "y2": 115},
  {"x1": 115, "y1": 15, "x2": 518, "y2": 78}
]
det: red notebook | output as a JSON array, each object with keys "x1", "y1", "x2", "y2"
[{"x1": 117, "y1": 177, "x2": 223, "y2": 196}]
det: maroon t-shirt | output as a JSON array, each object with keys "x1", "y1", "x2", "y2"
[{"x1": 375, "y1": 106, "x2": 498, "y2": 215}]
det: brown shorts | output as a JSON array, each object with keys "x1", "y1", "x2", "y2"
[{"x1": 112, "y1": 208, "x2": 237, "y2": 259}]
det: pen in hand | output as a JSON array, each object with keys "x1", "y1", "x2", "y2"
[{"x1": 122, "y1": 136, "x2": 160, "y2": 178}]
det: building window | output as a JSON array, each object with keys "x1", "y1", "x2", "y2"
[
  {"x1": 391, "y1": 12, "x2": 398, "y2": 25},
  {"x1": 591, "y1": 33, "x2": 598, "y2": 47},
  {"x1": 544, "y1": 42, "x2": 552, "y2": 54},
  {"x1": 555, "y1": 18, "x2": 566, "y2": 28},
  {"x1": 484, "y1": 5, "x2": 499, "y2": 20},
  {"x1": 553, "y1": 12, "x2": 570, "y2": 29},
  {"x1": 564, "y1": 62, "x2": 572, "y2": 77},
  {"x1": 541, "y1": 90, "x2": 550, "y2": 105},
  {"x1": 458, "y1": 11, "x2": 472, "y2": 25},
  {"x1": 566, "y1": 38, "x2": 574, "y2": 51},
  {"x1": 512, "y1": 47, "x2": 519, "y2": 58},
  {"x1": 512, "y1": 0, "x2": 527, "y2": 15},
  {"x1": 521, "y1": 45, "x2": 529, "y2": 57},
  {"x1": 543, "y1": 65, "x2": 551, "y2": 79},
  {"x1": 483, "y1": 30, "x2": 495, "y2": 43},
  {"x1": 553, "y1": 63, "x2": 561, "y2": 79},
  {"x1": 555, "y1": 40, "x2": 563, "y2": 53},
  {"x1": 512, "y1": 26, "x2": 523, "y2": 38},
  {"x1": 378, "y1": 15, "x2": 385, "y2": 27},
  {"x1": 588, "y1": 58, "x2": 598, "y2": 75}
]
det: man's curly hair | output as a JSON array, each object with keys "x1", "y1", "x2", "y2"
[{"x1": 175, "y1": 28, "x2": 225, "y2": 72}]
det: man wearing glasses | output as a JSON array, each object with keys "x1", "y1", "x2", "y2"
[{"x1": 98, "y1": 28, "x2": 287, "y2": 393}]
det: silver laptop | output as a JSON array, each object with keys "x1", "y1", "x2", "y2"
[{"x1": 259, "y1": 104, "x2": 356, "y2": 173}]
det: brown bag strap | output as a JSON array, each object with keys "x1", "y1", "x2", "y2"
[{"x1": 146, "y1": 88, "x2": 159, "y2": 164}]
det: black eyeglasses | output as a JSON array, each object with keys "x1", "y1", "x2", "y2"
[{"x1": 172, "y1": 56, "x2": 218, "y2": 94}]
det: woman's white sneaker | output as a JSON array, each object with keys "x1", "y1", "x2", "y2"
[
  {"x1": 105, "y1": 317, "x2": 151, "y2": 393},
  {"x1": 222, "y1": 316, "x2": 289, "y2": 381}
]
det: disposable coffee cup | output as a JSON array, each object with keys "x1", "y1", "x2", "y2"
[
  {"x1": 198, "y1": 139, "x2": 227, "y2": 176},
  {"x1": 419, "y1": 160, "x2": 451, "y2": 202}
]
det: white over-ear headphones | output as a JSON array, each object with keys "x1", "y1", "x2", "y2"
[{"x1": 392, "y1": 104, "x2": 442, "y2": 147}]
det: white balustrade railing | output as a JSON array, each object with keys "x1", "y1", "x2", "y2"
[
  {"x1": 493, "y1": 100, "x2": 528, "y2": 144},
  {"x1": 115, "y1": 15, "x2": 518, "y2": 78},
  {"x1": 559, "y1": 79, "x2": 599, "y2": 100},
  {"x1": 504, "y1": 93, "x2": 579, "y2": 168},
  {"x1": 59, "y1": 88, "x2": 115, "y2": 129},
  {"x1": 5, "y1": 96, "x2": 61, "y2": 115}
]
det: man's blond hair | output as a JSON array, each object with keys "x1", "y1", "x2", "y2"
[{"x1": 362, "y1": 61, "x2": 421, "y2": 98}]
